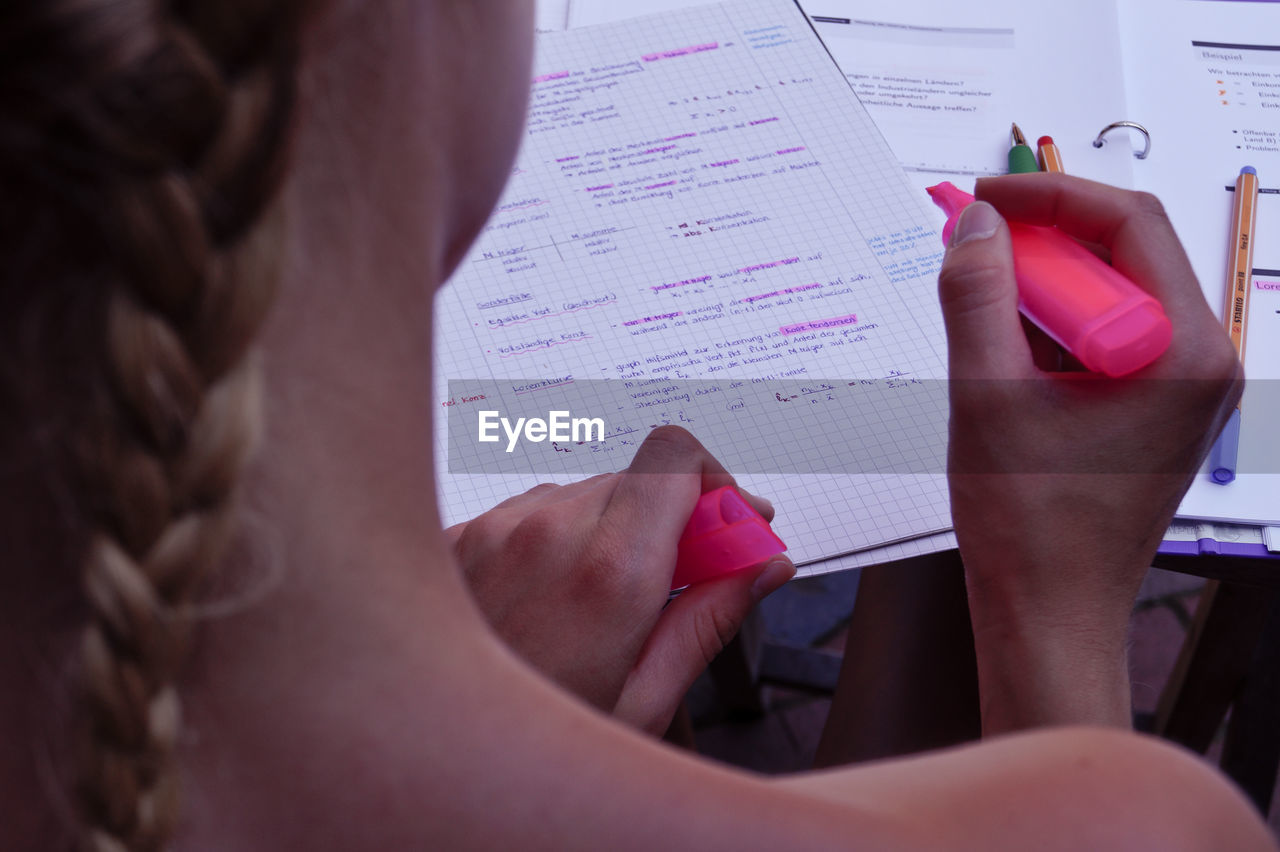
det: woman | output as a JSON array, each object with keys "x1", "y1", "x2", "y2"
[{"x1": 1, "y1": 2, "x2": 1272, "y2": 849}]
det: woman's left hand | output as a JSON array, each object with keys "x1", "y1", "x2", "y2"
[{"x1": 447, "y1": 426, "x2": 794, "y2": 735}]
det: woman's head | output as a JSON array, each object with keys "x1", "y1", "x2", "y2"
[{"x1": 0, "y1": 2, "x2": 531, "y2": 848}]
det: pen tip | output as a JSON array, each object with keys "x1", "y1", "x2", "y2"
[{"x1": 1011, "y1": 123, "x2": 1026, "y2": 146}]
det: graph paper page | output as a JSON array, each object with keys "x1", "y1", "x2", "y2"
[{"x1": 434, "y1": 0, "x2": 953, "y2": 566}]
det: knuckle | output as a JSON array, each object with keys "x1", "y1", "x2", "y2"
[
  {"x1": 575, "y1": 544, "x2": 625, "y2": 593},
  {"x1": 635, "y1": 425, "x2": 703, "y2": 470},
  {"x1": 454, "y1": 512, "x2": 503, "y2": 557},
  {"x1": 1208, "y1": 338, "x2": 1245, "y2": 384},
  {"x1": 492, "y1": 482, "x2": 559, "y2": 510},
  {"x1": 1180, "y1": 330, "x2": 1244, "y2": 406},
  {"x1": 509, "y1": 506, "x2": 568, "y2": 553},
  {"x1": 1129, "y1": 190, "x2": 1168, "y2": 221}
]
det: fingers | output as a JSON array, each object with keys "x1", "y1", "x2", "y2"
[
  {"x1": 937, "y1": 200, "x2": 1035, "y2": 381},
  {"x1": 974, "y1": 174, "x2": 1235, "y2": 378},
  {"x1": 740, "y1": 489, "x2": 774, "y2": 523},
  {"x1": 604, "y1": 426, "x2": 749, "y2": 549},
  {"x1": 974, "y1": 173, "x2": 1161, "y2": 245},
  {"x1": 442, "y1": 521, "x2": 467, "y2": 547},
  {"x1": 1022, "y1": 315, "x2": 1067, "y2": 372},
  {"x1": 974, "y1": 175, "x2": 1199, "y2": 312},
  {"x1": 612, "y1": 554, "x2": 795, "y2": 735}
]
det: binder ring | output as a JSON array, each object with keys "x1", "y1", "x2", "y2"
[{"x1": 1092, "y1": 121, "x2": 1151, "y2": 160}]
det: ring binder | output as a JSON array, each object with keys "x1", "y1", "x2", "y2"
[{"x1": 1092, "y1": 120, "x2": 1151, "y2": 160}]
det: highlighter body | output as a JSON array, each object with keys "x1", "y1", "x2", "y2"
[{"x1": 928, "y1": 182, "x2": 1172, "y2": 377}]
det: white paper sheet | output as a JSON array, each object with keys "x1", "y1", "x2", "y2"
[
  {"x1": 434, "y1": 0, "x2": 955, "y2": 570},
  {"x1": 485, "y1": 0, "x2": 1278, "y2": 574},
  {"x1": 1118, "y1": 0, "x2": 1280, "y2": 525},
  {"x1": 571, "y1": 0, "x2": 1280, "y2": 528}
]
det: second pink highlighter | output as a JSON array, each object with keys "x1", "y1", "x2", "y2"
[{"x1": 927, "y1": 182, "x2": 1172, "y2": 377}]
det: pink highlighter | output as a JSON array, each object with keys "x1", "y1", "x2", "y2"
[
  {"x1": 927, "y1": 182, "x2": 1172, "y2": 376},
  {"x1": 673, "y1": 486, "x2": 786, "y2": 589}
]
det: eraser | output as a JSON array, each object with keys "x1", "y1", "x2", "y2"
[{"x1": 672, "y1": 486, "x2": 787, "y2": 589}]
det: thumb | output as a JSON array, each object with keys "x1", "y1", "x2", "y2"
[
  {"x1": 937, "y1": 201, "x2": 1032, "y2": 380},
  {"x1": 611, "y1": 556, "x2": 795, "y2": 735}
]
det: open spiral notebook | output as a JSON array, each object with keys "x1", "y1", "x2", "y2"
[
  {"x1": 533, "y1": 0, "x2": 1280, "y2": 555},
  {"x1": 566, "y1": 0, "x2": 1280, "y2": 525},
  {"x1": 436, "y1": 0, "x2": 1280, "y2": 576},
  {"x1": 435, "y1": 0, "x2": 956, "y2": 575}
]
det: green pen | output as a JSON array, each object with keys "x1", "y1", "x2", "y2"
[{"x1": 1008, "y1": 122, "x2": 1038, "y2": 173}]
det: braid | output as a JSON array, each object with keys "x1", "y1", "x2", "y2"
[{"x1": 1, "y1": 2, "x2": 306, "y2": 849}]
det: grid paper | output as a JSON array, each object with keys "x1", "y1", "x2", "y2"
[{"x1": 433, "y1": 0, "x2": 953, "y2": 566}]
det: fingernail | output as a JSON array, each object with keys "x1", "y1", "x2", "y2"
[
  {"x1": 750, "y1": 556, "x2": 795, "y2": 602},
  {"x1": 950, "y1": 201, "x2": 1001, "y2": 246}
]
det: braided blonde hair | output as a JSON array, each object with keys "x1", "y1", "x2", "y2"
[{"x1": 1, "y1": 2, "x2": 309, "y2": 849}]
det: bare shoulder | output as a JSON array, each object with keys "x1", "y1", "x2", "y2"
[{"x1": 780, "y1": 726, "x2": 1276, "y2": 851}]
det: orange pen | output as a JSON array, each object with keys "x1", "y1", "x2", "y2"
[
  {"x1": 1208, "y1": 165, "x2": 1259, "y2": 484},
  {"x1": 1224, "y1": 166, "x2": 1259, "y2": 353}
]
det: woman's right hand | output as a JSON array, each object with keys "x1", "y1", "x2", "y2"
[{"x1": 936, "y1": 174, "x2": 1241, "y2": 733}]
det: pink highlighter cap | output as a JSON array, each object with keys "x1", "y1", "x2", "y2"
[
  {"x1": 672, "y1": 486, "x2": 787, "y2": 589},
  {"x1": 926, "y1": 181, "x2": 1172, "y2": 377}
]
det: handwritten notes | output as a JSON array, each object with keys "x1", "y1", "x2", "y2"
[{"x1": 434, "y1": 0, "x2": 953, "y2": 567}]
